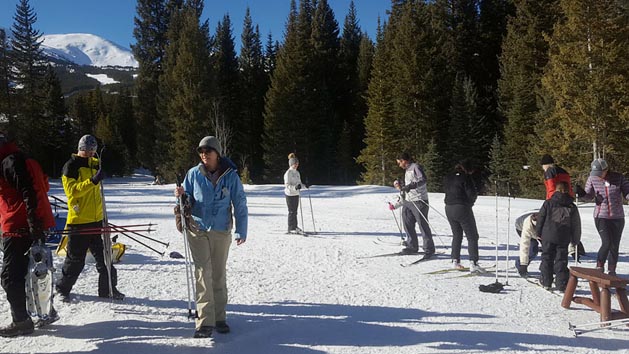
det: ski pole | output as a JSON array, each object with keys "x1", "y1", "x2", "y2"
[
  {"x1": 299, "y1": 191, "x2": 306, "y2": 233},
  {"x1": 116, "y1": 231, "x2": 165, "y2": 256},
  {"x1": 96, "y1": 147, "x2": 114, "y2": 301},
  {"x1": 307, "y1": 187, "x2": 317, "y2": 234},
  {"x1": 108, "y1": 223, "x2": 168, "y2": 247},
  {"x1": 418, "y1": 199, "x2": 448, "y2": 222},
  {"x1": 494, "y1": 180, "x2": 499, "y2": 283},
  {"x1": 176, "y1": 175, "x2": 198, "y2": 320},
  {"x1": 388, "y1": 202, "x2": 405, "y2": 241},
  {"x1": 505, "y1": 181, "x2": 511, "y2": 286},
  {"x1": 410, "y1": 201, "x2": 445, "y2": 247}
]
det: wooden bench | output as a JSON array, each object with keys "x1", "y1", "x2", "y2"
[{"x1": 561, "y1": 266, "x2": 629, "y2": 322}]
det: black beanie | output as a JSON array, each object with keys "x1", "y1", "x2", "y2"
[{"x1": 540, "y1": 154, "x2": 554, "y2": 165}]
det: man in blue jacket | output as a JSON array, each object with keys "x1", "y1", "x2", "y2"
[{"x1": 174, "y1": 136, "x2": 248, "y2": 339}]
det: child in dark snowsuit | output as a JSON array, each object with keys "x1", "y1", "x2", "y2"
[{"x1": 535, "y1": 181, "x2": 581, "y2": 291}]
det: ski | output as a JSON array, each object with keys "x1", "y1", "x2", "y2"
[
  {"x1": 373, "y1": 237, "x2": 405, "y2": 246},
  {"x1": 358, "y1": 251, "x2": 426, "y2": 259},
  {"x1": 286, "y1": 230, "x2": 312, "y2": 237},
  {"x1": 523, "y1": 277, "x2": 563, "y2": 297},
  {"x1": 400, "y1": 253, "x2": 441, "y2": 267},
  {"x1": 426, "y1": 263, "x2": 497, "y2": 275}
]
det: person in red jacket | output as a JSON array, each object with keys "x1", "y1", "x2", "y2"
[
  {"x1": 540, "y1": 154, "x2": 574, "y2": 200},
  {"x1": 0, "y1": 132, "x2": 56, "y2": 337}
]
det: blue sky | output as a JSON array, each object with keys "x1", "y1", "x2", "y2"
[{"x1": 1, "y1": 0, "x2": 390, "y2": 50}]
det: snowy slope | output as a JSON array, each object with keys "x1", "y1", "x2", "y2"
[
  {"x1": 1, "y1": 174, "x2": 628, "y2": 353},
  {"x1": 42, "y1": 33, "x2": 137, "y2": 68}
]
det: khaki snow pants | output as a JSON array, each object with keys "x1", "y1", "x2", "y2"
[{"x1": 187, "y1": 229, "x2": 232, "y2": 329}]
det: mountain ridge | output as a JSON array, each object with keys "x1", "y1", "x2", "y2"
[{"x1": 42, "y1": 33, "x2": 138, "y2": 68}]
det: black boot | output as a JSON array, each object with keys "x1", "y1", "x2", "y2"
[
  {"x1": 99, "y1": 288, "x2": 125, "y2": 301},
  {"x1": 215, "y1": 321, "x2": 230, "y2": 334},
  {"x1": 193, "y1": 326, "x2": 213, "y2": 338},
  {"x1": 0, "y1": 318, "x2": 34, "y2": 337}
]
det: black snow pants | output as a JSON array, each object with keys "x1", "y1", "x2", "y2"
[
  {"x1": 445, "y1": 204, "x2": 479, "y2": 263},
  {"x1": 55, "y1": 221, "x2": 117, "y2": 296},
  {"x1": 286, "y1": 195, "x2": 300, "y2": 231},
  {"x1": 540, "y1": 240, "x2": 569, "y2": 290},
  {"x1": 1, "y1": 236, "x2": 33, "y2": 322},
  {"x1": 595, "y1": 218, "x2": 625, "y2": 273}
]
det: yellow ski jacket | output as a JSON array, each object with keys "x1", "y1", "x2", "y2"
[{"x1": 61, "y1": 154, "x2": 103, "y2": 225}]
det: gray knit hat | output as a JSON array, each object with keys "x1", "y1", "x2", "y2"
[
  {"x1": 197, "y1": 136, "x2": 221, "y2": 155},
  {"x1": 78, "y1": 134, "x2": 98, "y2": 152}
]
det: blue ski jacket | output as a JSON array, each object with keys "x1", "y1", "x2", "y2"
[{"x1": 182, "y1": 157, "x2": 248, "y2": 239}]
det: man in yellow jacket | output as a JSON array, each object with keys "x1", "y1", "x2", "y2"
[{"x1": 55, "y1": 135, "x2": 124, "y2": 302}]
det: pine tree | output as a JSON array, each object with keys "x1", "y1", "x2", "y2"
[
  {"x1": 158, "y1": 5, "x2": 212, "y2": 180},
  {"x1": 0, "y1": 29, "x2": 10, "y2": 118},
  {"x1": 357, "y1": 19, "x2": 397, "y2": 185},
  {"x1": 446, "y1": 74, "x2": 489, "y2": 165},
  {"x1": 212, "y1": 14, "x2": 241, "y2": 157},
  {"x1": 389, "y1": 1, "x2": 438, "y2": 159},
  {"x1": 263, "y1": 0, "x2": 316, "y2": 182},
  {"x1": 39, "y1": 66, "x2": 69, "y2": 177},
  {"x1": 337, "y1": 1, "x2": 364, "y2": 184},
  {"x1": 309, "y1": 0, "x2": 341, "y2": 183},
  {"x1": 537, "y1": 0, "x2": 629, "y2": 175},
  {"x1": 9, "y1": 0, "x2": 46, "y2": 149},
  {"x1": 264, "y1": 32, "x2": 278, "y2": 75},
  {"x1": 239, "y1": 8, "x2": 267, "y2": 182},
  {"x1": 132, "y1": 0, "x2": 170, "y2": 172},
  {"x1": 498, "y1": 0, "x2": 560, "y2": 197}
]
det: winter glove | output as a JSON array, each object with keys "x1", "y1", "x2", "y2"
[
  {"x1": 594, "y1": 192, "x2": 604, "y2": 205},
  {"x1": 401, "y1": 184, "x2": 411, "y2": 193},
  {"x1": 296, "y1": 184, "x2": 302, "y2": 190},
  {"x1": 91, "y1": 169, "x2": 104, "y2": 185},
  {"x1": 517, "y1": 264, "x2": 528, "y2": 277},
  {"x1": 575, "y1": 184, "x2": 586, "y2": 198},
  {"x1": 27, "y1": 215, "x2": 46, "y2": 243},
  {"x1": 388, "y1": 202, "x2": 395, "y2": 211}
]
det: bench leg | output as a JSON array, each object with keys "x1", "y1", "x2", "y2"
[
  {"x1": 617, "y1": 288, "x2": 629, "y2": 316},
  {"x1": 601, "y1": 288, "x2": 611, "y2": 323},
  {"x1": 590, "y1": 280, "x2": 600, "y2": 306},
  {"x1": 562, "y1": 275, "x2": 579, "y2": 308}
]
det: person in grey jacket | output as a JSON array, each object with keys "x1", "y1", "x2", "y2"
[
  {"x1": 577, "y1": 158, "x2": 629, "y2": 276},
  {"x1": 389, "y1": 152, "x2": 434, "y2": 256},
  {"x1": 284, "y1": 153, "x2": 304, "y2": 233},
  {"x1": 174, "y1": 136, "x2": 248, "y2": 338}
]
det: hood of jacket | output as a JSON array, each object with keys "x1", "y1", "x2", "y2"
[{"x1": 550, "y1": 191, "x2": 574, "y2": 206}]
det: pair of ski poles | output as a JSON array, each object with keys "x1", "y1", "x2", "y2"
[
  {"x1": 388, "y1": 197, "x2": 447, "y2": 247},
  {"x1": 176, "y1": 176, "x2": 198, "y2": 320},
  {"x1": 298, "y1": 187, "x2": 317, "y2": 233}
]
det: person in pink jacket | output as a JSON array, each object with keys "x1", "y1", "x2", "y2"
[{"x1": 577, "y1": 159, "x2": 629, "y2": 276}]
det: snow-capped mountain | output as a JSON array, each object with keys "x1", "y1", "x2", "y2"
[{"x1": 42, "y1": 33, "x2": 138, "y2": 68}]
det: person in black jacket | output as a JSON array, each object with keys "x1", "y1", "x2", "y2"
[
  {"x1": 535, "y1": 181, "x2": 581, "y2": 291},
  {"x1": 443, "y1": 160, "x2": 483, "y2": 273}
]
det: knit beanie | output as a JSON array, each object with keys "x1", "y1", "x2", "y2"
[
  {"x1": 288, "y1": 153, "x2": 299, "y2": 167},
  {"x1": 197, "y1": 136, "x2": 222, "y2": 156},
  {"x1": 78, "y1": 134, "x2": 98, "y2": 152},
  {"x1": 539, "y1": 154, "x2": 554, "y2": 165}
]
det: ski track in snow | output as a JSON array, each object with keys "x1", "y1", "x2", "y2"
[{"x1": 1, "y1": 174, "x2": 628, "y2": 353}]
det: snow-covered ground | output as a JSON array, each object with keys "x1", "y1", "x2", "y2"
[{"x1": 1, "y1": 173, "x2": 628, "y2": 353}]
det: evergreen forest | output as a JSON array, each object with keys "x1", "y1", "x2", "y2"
[{"x1": 1, "y1": 0, "x2": 627, "y2": 198}]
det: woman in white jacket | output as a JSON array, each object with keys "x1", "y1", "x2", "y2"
[{"x1": 284, "y1": 153, "x2": 303, "y2": 233}]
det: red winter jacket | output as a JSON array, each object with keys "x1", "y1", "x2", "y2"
[
  {"x1": 0, "y1": 142, "x2": 55, "y2": 236},
  {"x1": 543, "y1": 165, "x2": 574, "y2": 200}
]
